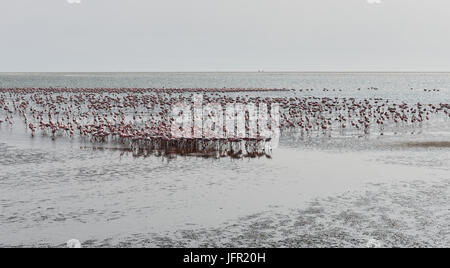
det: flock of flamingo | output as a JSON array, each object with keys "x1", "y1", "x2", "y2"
[{"x1": 0, "y1": 87, "x2": 449, "y2": 159}]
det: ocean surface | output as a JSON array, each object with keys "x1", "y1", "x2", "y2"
[{"x1": 1, "y1": 72, "x2": 449, "y2": 248}]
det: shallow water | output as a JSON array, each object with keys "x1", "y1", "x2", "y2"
[{"x1": 0, "y1": 73, "x2": 449, "y2": 247}]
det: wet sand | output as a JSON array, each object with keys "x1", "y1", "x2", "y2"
[
  {"x1": 1, "y1": 132, "x2": 449, "y2": 248},
  {"x1": 5, "y1": 178, "x2": 449, "y2": 248}
]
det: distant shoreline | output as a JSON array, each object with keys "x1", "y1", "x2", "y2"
[{"x1": 1, "y1": 71, "x2": 450, "y2": 74}]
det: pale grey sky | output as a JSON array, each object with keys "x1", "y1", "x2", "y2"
[{"x1": 0, "y1": 0, "x2": 449, "y2": 72}]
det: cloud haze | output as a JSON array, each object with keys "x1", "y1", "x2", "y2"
[{"x1": 0, "y1": 0, "x2": 449, "y2": 72}]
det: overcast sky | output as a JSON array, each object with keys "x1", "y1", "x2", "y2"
[{"x1": 0, "y1": 0, "x2": 449, "y2": 72}]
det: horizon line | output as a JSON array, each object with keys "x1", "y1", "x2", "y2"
[{"x1": 2, "y1": 71, "x2": 450, "y2": 74}]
